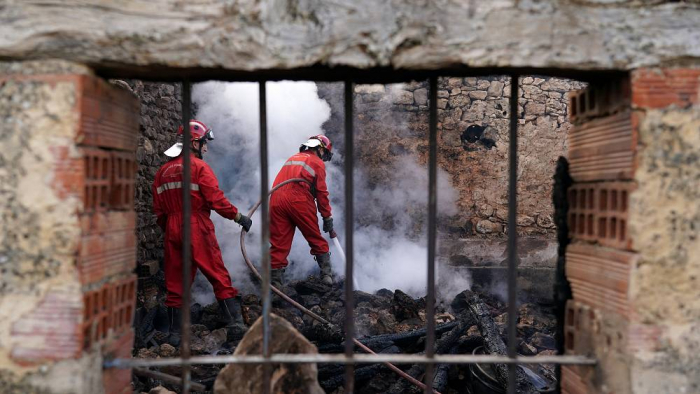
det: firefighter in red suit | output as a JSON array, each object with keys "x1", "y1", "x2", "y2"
[
  {"x1": 153, "y1": 120, "x2": 253, "y2": 345},
  {"x1": 270, "y1": 135, "x2": 335, "y2": 287}
]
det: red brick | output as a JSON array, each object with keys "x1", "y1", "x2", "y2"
[
  {"x1": 78, "y1": 208, "x2": 136, "y2": 285},
  {"x1": 78, "y1": 227, "x2": 136, "y2": 285},
  {"x1": 568, "y1": 78, "x2": 630, "y2": 125},
  {"x1": 110, "y1": 276, "x2": 137, "y2": 337},
  {"x1": 632, "y1": 68, "x2": 700, "y2": 109},
  {"x1": 82, "y1": 286, "x2": 112, "y2": 350},
  {"x1": 81, "y1": 147, "x2": 112, "y2": 212},
  {"x1": 11, "y1": 290, "x2": 83, "y2": 365},
  {"x1": 568, "y1": 181, "x2": 634, "y2": 250},
  {"x1": 110, "y1": 151, "x2": 137, "y2": 210},
  {"x1": 564, "y1": 299, "x2": 600, "y2": 359},
  {"x1": 81, "y1": 210, "x2": 136, "y2": 234},
  {"x1": 566, "y1": 243, "x2": 637, "y2": 318},
  {"x1": 81, "y1": 276, "x2": 136, "y2": 350},
  {"x1": 75, "y1": 75, "x2": 140, "y2": 151},
  {"x1": 561, "y1": 365, "x2": 589, "y2": 394},
  {"x1": 50, "y1": 145, "x2": 84, "y2": 200},
  {"x1": 568, "y1": 111, "x2": 635, "y2": 182},
  {"x1": 102, "y1": 329, "x2": 134, "y2": 394}
]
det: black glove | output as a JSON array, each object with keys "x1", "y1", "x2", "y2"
[
  {"x1": 235, "y1": 213, "x2": 253, "y2": 232},
  {"x1": 322, "y1": 216, "x2": 333, "y2": 233}
]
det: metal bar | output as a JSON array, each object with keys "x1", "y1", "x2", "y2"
[
  {"x1": 343, "y1": 80, "x2": 355, "y2": 394},
  {"x1": 180, "y1": 80, "x2": 192, "y2": 394},
  {"x1": 425, "y1": 76, "x2": 438, "y2": 394},
  {"x1": 106, "y1": 354, "x2": 598, "y2": 368},
  {"x1": 133, "y1": 368, "x2": 206, "y2": 392},
  {"x1": 259, "y1": 81, "x2": 272, "y2": 394},
  {"x1": 507, "y1": 75, "x2": 520, "y2": 394}
]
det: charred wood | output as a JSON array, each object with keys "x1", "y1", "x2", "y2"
[
  {"x1": 318, "y1": 340, "x2": 403, "y2": 381},
  {"x1": 457, "y1": 334, "x2": 485, "y2": 353},
  {"x1": 387, "y1": 313, "x2": 474, "y2": 394},
  {"x1": 432, "y1": 346, "x2": 459, "y2": 393},
  {"x1": 320, "y1": 364, "x2": 385, "y2": 392},
  {"x1": 461, "y1": 290, "x2": 539, "y2": 394},
  {"x1": 317, "y1": 321, "x2": 459, "y2": 353}
]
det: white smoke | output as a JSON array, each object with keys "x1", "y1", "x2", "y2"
[{"x1": 190, "y1": 81, "x2": 470, "y2": 305}]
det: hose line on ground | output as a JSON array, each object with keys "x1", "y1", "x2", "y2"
[{"x1": 239, "y1": 178, "x2": 439, "y2": 394}]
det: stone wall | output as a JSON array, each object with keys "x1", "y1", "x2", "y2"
[
  {"x1": 317, "y1": 77, "x2": 584, "y2": 301},
  {"x1": 320, "y1": 77, "x2": 584, "y2": 239},
  {"x1": 114, "y1": 81, "x2": 181, "y2": 268}
]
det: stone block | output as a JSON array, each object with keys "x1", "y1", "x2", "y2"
[
  {"x1": 446, "y1": 77, "x2": 463, "y2": 88},
  {"x1": 354, "y1": 84, "x2": 385, "y2": 94},
  {"x1": 477, "y1": 80, "x2": 491, "y2": 89},
  {"x1": 448, "y1": 94, "x2": 469, "y2": 108},
  {"x1": 392, "y1": 90, "x2": 414, "y2": 105},
  {"x1": 413, "y1": 88, "x2": 428, "y2": 106},
  {"x1": 214, "y1": 314, "x2": 324, "y2": 394},
  {"x1": 487, "y1": 81, "x2": 505, "y2": 97},
  {"x1": 476, "y1": 219, "x2": 502, "y2": 234},
  {"x1": 469, "y1": 90, "x2": 488, "y2": 100}
]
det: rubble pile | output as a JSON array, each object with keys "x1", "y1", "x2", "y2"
[{"x1": 133, "y1": 276, "x2": 558, "y2": 393}]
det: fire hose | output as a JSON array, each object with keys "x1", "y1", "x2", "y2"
[{"x1": 239, "y1": 178, "x2": 440, "y2": 394}]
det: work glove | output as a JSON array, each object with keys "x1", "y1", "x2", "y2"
[
  {"x1": 322, "y1": 216, "x2": 334, "y2": 233},
  {"x1": 235, "y1": 213, "x2": 253, "y2": 232}
]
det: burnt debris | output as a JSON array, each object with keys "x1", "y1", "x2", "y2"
[{"x1": 132, "y1": 276, "x2": 558, "y2": 393}]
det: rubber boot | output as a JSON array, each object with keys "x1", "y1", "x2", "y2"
[
  {"x1": 167, "y1": 307, "x2": 181, "y2": 347},
  {"x1": 270, "y1": 268, "x2": 285, "y2": 289},
  {"x1": 314, "y1": 252, "x2": 333, "y2": 285},
  {"x1": 219, "y1": 297, "x2": 247, "y2": 341}
]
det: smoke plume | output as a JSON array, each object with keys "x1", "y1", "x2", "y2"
[{"x1": 190, "y1": 81, "x2": 470, "y2": 305}]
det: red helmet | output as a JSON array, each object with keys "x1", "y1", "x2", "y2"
[
  {"x1": 178, "y1": 120, "x2": 214, "y2": 142},
  {"x1": 300, "y1": 135, "x2": 333, "y2": 161},
  {"x1": 164, "y1": 120, "x2": 214, "y2": 157}
]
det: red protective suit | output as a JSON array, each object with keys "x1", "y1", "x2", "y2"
[
  {"x1": 270, "y1": 152, "x2": 332, "y2": 269},
  {"x1": 153, "y1": 154, "x2": 239, "y2": 308}
]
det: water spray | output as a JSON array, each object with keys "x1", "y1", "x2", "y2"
[{"x1": 329, "y1": 230, "x2": 360, "y2": 291}]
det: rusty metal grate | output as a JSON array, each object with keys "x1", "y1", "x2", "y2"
[{"x1": 105, "y1": 74, "x2": 597, "y2": 394}]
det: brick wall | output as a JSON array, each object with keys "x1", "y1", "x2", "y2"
[
  {"x1": 75, "y1": 76, "x2": 139, "y2": 393},
  {"x1": 0, "y1": 63, "x2": 139, "y2": 393},
  {"x1": 562, "y1": 68, "x2": 700, "y2": 393}
]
